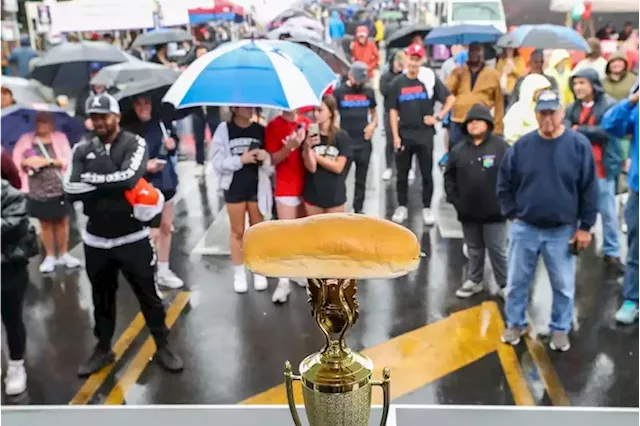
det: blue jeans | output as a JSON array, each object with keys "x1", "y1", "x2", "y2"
[
  {"x1": 505, "y1": 221, "x2": 576, "y2": 333},
  {"x1": 623, "y1": 192, "x2": 639, "y2": 303},
  {"x1": 597, "y1": 178, "x2": 620, "y2": 257}
]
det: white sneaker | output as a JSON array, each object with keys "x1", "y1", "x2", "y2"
[
  {"x1": 291, "y1": 277, "x2": 307, "y2": 288},
  {"x1": 57, "y1": 253, "x2": 82, "y2": 269},
  {"x1": 408, "y1": 169, "x2": 415, "y2": 182},
  {"x1": 39, "y1": 256, "x2": 57, "y2": 274},
  {"x1": 4, "y1": 360, "x2": 27, "y2": 396},
  {"x1": 234, "y1": 270, "x2": 248, "y2": 293},
  {"x1": 455, "y1": 280, "x2": 484, "y2": 298},
  {"x1": 253, "y1": 274, "x2": 268, "y2": 291},
  {"x1": 382, "y1": 168, "x2": 393, "y2": 181},
  {"x1": 194, "y1": 164, "x2": 205, "y2": 177},
  {"x1": 422, "y1": 208, "x2": 435, "y2": 226},
  {"x1": 391, "y1": 206, "x2": 408, "y2": 223},
  {"x1": 157, "y1": 269, "x2": 184, "y2": 289},
  {"x1": 272, "y1": 278, "x2": 291, "y2": 303}
]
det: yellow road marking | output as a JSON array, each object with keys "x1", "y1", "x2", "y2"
[
  {"x1": 488, "y1": 303, "x2": 535, "y2": 406},
  {"x1": 104, "y1": 291, "x2": 191, "y2": 405},
  {"x1": 69, "y1": 312, "x2": 146, "y2": 405},
  {"x1": 242, "y1": 301, "x2": 512, "y2": 405},
  {"x1": 525, "y1": 336, "x2": 571, "y2": 406}
]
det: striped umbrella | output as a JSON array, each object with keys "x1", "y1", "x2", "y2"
[{"x1": 163, "y1": 40, "x2": 337, "y2": 111}]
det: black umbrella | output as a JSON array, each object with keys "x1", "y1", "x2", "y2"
[
  {"x1": 289, "y1": 37, "x2": 351, "y2": 76},
  {"x1": 30, "y1": 41, "x2": 128, "y2": 93},
  {"x1": 133, "y1": 28, "x2": 193, "y2": 48},
  {"x1": 385, "y1": 24, "x2": 432, "y2": 49}
]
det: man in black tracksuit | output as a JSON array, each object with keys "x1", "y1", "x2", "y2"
[
  {"x1": 444, "y1": 104, "x2": 508, "y2": 299},
  {"x1": 379, "y1": 51, "x2": 405, "y2": 180},
  {"x1": 64, "y1": 93, "x2": 183, "y2": 377},
  {"x1": 334, "y1": 61, "x2": 378, "y2": 214}
]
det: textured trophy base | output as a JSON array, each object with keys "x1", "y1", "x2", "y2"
[{"x1": 302, "y1": 383, "x2": 372, "y2": 426}]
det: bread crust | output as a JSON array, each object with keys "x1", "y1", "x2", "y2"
[{"x1": 243, "y1": 213, "x2": 421, "y2": 279}]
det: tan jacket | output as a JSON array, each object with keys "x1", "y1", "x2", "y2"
[{"x1": 446, "y1": 65, "x2": 504, "y2": 134}]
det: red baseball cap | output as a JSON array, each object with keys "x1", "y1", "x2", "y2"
[{"x1": 405, "y1": 43, "x2": 426, "y2": 59}]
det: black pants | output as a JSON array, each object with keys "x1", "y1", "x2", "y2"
[
  {"x1": 383, "y1": 112, "x2": 395, "y2": 170},
  {"x1": 85, "y1": 238, "x2": 169, "y2": 351},
  {"x1": 1, "y1": 265, "x2": 28, "y2": 360},
  {"x1": 346, "y1": 142, "x2": 372, "y2": 213},
  {"x1": 193, "y1": 107, "x2": 221, "y2": 165},
  {"x1": 395, "y1": 140, "x2": 434, "y2": 208}
]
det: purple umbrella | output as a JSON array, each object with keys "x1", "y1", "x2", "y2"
[{"x1": 1, "y1": 103, "x2": 85, "y2": 152}]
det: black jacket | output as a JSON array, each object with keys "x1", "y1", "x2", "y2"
[
  {"x1": 1, "y1": 180, "x2": 37, "y2": 267},
  {"x1": 63, "y1": 130, "x2": 149, "y2": 239},
  {"x1": 444, "y1": 105, "x2": 508, "y2": 223}
]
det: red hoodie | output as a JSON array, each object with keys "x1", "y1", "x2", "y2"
[{"x1": 351, "y1": 29, "x2": 379, "y2": 77}]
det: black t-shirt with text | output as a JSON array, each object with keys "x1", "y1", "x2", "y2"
[
  {"x1": 225, "y1": 121, "x2": 265, "y2": 199},
  {"x1": 333, "y1": 84, "x2": 377, "y2": 144},
  {"x1": 304, "y1": 130, "x2": 353, "y2": 208},
  {"x1": 389, "y1": 72, "x2": 450, "y2": 144}
]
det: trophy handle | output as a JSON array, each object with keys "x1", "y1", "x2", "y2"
[
  {"x1": 284, "y1": 361, "x2": 303, "y2": 426},
  {"x1": 371, "y1": 367, "x2": 391, "y2": 426}
]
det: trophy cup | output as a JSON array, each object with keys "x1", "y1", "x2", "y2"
[{"x1": 244, "y1": 214, "x2": 421, "y2": 426}]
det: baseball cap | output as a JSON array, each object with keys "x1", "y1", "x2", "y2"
[
  {"x1": 356, "y1": 26, "x2": 369, "y2": 37},
  {"x1": 405, "y1": 43, "x2": 426, "y2": 59},
  {"x1": 85, "y1": 93, "x2": 121, "y2": 115},
  {"x1": 535, "y1": 90, "x2": 561, "y2": 112},
  {"x1": 350, "y1": 61, "x2": 369, "y2": 84}
]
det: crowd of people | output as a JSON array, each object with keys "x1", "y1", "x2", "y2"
[{"x1": 0, "y1": 4, "x2": 638, "y2": 402}]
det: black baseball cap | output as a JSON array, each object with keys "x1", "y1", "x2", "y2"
[
  {"x1": 535, "y1": 90, "x2": 561, "y2": 112},
  {"x1": 85, "y1": 93, "x2": 121, "y2": 115}
]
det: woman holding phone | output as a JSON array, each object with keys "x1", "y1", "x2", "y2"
[
  {"x1": 212, "y1": 106, "x2": 272, "y2": 293},
  {"x1": 124, "y1": 95, "x2": 184, "y2": 289},
  {"x1": 302, "y1": 95, "x2": 353, "y2": 215},
  {"x1": 265, "y1": 109, "x2": 310, "y2": 303}
]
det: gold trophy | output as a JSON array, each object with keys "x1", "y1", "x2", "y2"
[{"x1": 244, "y1": 214, "x2": 421, "y2": 426}]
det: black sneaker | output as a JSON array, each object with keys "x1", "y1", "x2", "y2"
[
  {"x1": 77, "y1": 347, "x2": 115, "y2": 377},
  {"x1": 154, "y1": 345, "x2": 184, "y2": 372},
  {"x1": 604, "y1": 256, "x2": 625, "y2": 276}
]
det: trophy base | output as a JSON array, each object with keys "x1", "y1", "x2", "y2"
[{"x1": 302, "y1": 383, "x2": 373, "y2": 426}]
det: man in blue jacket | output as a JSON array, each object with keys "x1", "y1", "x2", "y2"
[
  {"x1": 565, "y1": 68, "x2": 624, "y2": 275},
  {"x1": 602, "y1": 83, "x2": 639, "y2": 324},
  {"x1": 328, "y1": 11, "x2": 345, "y2": 45},
  {"x1": 497, "y1": 90, "x2": 598, "y2": 352}
]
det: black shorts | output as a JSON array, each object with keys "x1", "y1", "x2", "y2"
[
  {"x1": 27, "y1": 195, "x2": 69, "y2": 222},
  {"x1": 149, "y1": 190, "x2": 176, "y2": 228},
  {"x1": 224, "y1": 191, "x2": 257, "y2": 204}
]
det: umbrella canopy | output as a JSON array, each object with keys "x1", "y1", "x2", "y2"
[
  {"x1": 280, "y1": 16, "x2": 324, "y2": 37},
  {"x1": 550, "y1": 0, "x2": 639, "y2": 12},
  {"x1": 90, "y1": 58, "x2": 180, "y2": 88},
  {"x1": 1, "y1": 103, "x2": 85, "y2": 151},
  {"x1": 133, "y1": 28, "x2": 192, "y2": 48},
  {"x1": 497, "y1": 25, "x2": 590, "y2": 51},
  {"x1": 163, "y1": 40, "x2": 337, "y2": 111},
  {"x1": 425, "y1": 24, "x2": 502, "y2": 46},
  {"x1": 268, "y1": 8, "x2": 314, "y2": 30},
  {"x1": 289, "y1": 37, "x2": 351, "y2": 76},
  {"x1": 385, "y1": 24, "x2": 432, "y2": 49},
  {"x1": 1, "y1": 76, "x2": 55, "y2": 104},
  {"x1": 268, "y1": 26, "x2": 323, "y2": 42},
  {"x1": 30, "y1": 41, "x2": 128, "y2": 91}
]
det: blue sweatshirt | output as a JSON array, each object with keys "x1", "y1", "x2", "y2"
[
  {"x1": 602, "y1": 99, "x2": 639, "y2": 193},
  {"x1": 497, "y1": 129, "x2": 598, "y2": 231}
]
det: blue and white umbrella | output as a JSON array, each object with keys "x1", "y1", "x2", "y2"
[
  {"x1": 497, "y1": 24, "x2": 590, "y2": 51},
  {"x1": 163, "y1": 39, "x2": 337, "y2": 111}
]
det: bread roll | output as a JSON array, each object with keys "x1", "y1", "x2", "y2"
[{"x1": 243, "y1": 213, "x2": 421, "y2": 279}]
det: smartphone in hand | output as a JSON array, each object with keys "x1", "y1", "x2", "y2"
[{"x1": 308, "y1": 123, "x2": 319, "y2": 138}]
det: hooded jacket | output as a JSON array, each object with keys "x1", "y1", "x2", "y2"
[
  {"x1": 328, "y1": 11, "x2": 345, "y2": 40},
  {"x1": 503, "y1": 74, "x2": 553, "y2": 145},
  {"x1": 350, "y1": 28, "x2": 379, "y2": 77},
  {"x1": 602, "y1": 82, "x2": 639, "y2": 193},
  {"x1": 444, "y1": 104, "x2": 508, "y2": 223},
  {"x1": 544, "y1": 49, "x2": 574, "y2": 106},
  {"x1": 565, "y1": 68, "x2": 622, "y2": 179},
  {"x1": 602, "y1": 51, "x2": 637, "y2": 101}
]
